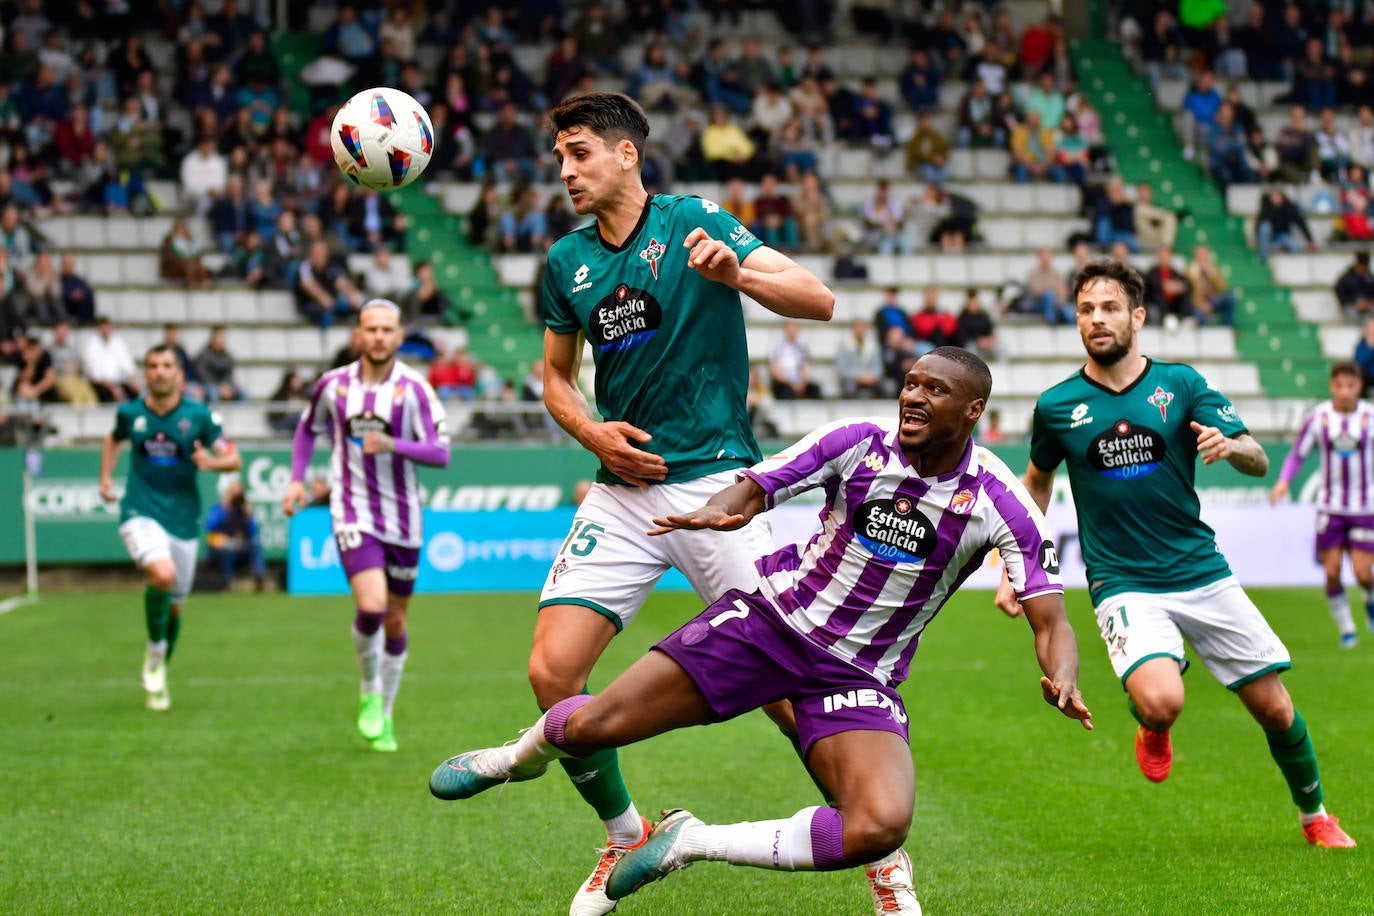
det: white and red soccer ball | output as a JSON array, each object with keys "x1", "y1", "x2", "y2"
[{"x1": 330, "y1": 87, "x2": 434, "y2": 190}]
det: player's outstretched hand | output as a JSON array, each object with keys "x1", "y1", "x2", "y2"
[
  {"x1": 99, "y1": 477, "x2": 117, "y2": 504},
  {"x1": 191, "y1": 440, "x2": 214, "y2": 471},
  {"x1": 1040, "y1": 676, "x2": 1093, "y2": 730},
  {"x1": 1269, "y1": 480, "x2": 1289, "y2": 505},
  {"x1": 683, "y1": 227, "x2": 742, "y2": 288},
  {"x1": 362, "y1": 431, "x2": 394, "y2": 455},
  {"x1": 648, "y1": 505, "x2": 747, "y2": 536},
  {"x1": 583, "y1": 420, "x2": 667, "y2": 489},
  {"x1": 281, "y1": 479, "x2": 307, "y2": 517},
  {"x1": 994, "y1": 570, "x2": 1022, "y2": 617},
  {"x1": 1190, "y1": 420, "x2": 1232, "y2": 465}
]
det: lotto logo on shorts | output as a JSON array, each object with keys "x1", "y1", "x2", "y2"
[{"x1": 822, "y1": 688, "x2": 908, "y2": 724}]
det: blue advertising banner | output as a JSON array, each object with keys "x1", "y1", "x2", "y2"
[{"x1": 287, "y1": 507, "x2": 692, "y2": 595}]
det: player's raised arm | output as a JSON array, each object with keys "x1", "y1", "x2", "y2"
[
  {"x1": 543, "y1": 328, "x2": 667, "y2": 488},
  {"x1": 683, "y1": 228, "x2": 834, "y2": 321},
  {"x1": 647, "y1": 477, "x2": 767, "y2": 535},
  {"x1": 1018, "y1": 592, "x2": 1092, "y2": 729}
]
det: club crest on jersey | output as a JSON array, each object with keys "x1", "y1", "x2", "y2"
[
  {"x1": 550, "y1": 557, "x2": 569, "y2": 584},
  {"x1": 177, "y1": 418, "x2": 192, "y2": 434},
  {"x1": 639, "y1": 238, "x2": 666, "y2": 279},
  {"x1": 948, "y1": 488, "x2": 975, "y2": 515},
  {"x1": 1147, "y1": 386, "x2": 1174, "y2": 421}
]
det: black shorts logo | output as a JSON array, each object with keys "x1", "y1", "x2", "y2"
[
  {"x1": 589, "y1": 285, "x2": 663, "y2": 354},
  {"x1": 855, "y1": 497, "x2": 937, "y2": 563},
  {"x1": 1087, "y1": 421, "x2": 1165, "y2": 480}
]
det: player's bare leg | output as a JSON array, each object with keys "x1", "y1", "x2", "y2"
[
  {"x1": 1124, "y1": 657, "x2": 1184, "y2": 782},
  {"x1": 761, "y1": 701, "x2": 920, "y2": 914},
  {"x1": 530, "y1": 604, "x2": 646, "y2": 916},
  {"x1": 605, "y1": 730, "x2": 917, "y2": 905},
  {"x1": 1319, "y1": 547, "x2": 1358, "y2": 646},
  {"x1": 1234, "y1": 672, "x2": 1355, "y2": 846},
  {"x1": 1350, "y1": 549, "x2": 1374, "y2": 635},
  {"x1": 349, "y1": 568, "x2": 389, "y2": 742},
  {"x1": 141, "y1": 557, "x2": 177, "y2": 711}
]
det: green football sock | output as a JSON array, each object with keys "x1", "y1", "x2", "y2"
[
  {"x1": 1265, "y1": 710, "x2": 1324, "y2": 814},
  {"x1": 144, "y1": 587, "x2": 172, "y2": 644},
  {"x1": 546, "y1": 691, "x2": 632, "y2": 821},
  {"x1": 1127, "y1": 698, "x2": 1150, "y2": 729},
  {"x1": 786, "y1": 730, "x2": 835, "y2": 804},
  {"x1": 165, "y1": 610, "x2": 182, "y2": 662}
]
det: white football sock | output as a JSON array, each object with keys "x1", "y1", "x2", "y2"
[
  {"x1": 1327, "y1": 592, "x2": 1356, "y2": 635},
  {"x1": 352, "y1": 625, "x2": 383, "y2": 694},
  {"x1": 145, "y1": 640, "x2": 168, "y2": 667},
  {"x1": 1301, "y1": 805, "x2": 1328, "y2": 826},
  {"x1": 380, "y1": 650, "x2": 406, "y2": 716},
  {"x1": 605, "y1": 804, "x2": 646, "y2": 846},
  {"x1": 680, "y1": 806, "x2": 824, "y2": 870}
]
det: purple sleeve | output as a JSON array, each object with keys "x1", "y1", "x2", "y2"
[
  {"x1": 291, "y1": 421, "x2": 316, "y2": 482},
  {"x1": 392, "y1": 437, "x2": 450, "y2": 467},
  {"x1": 741, "y1": 420, "x2": 882, "y2": 508},
  {"x1": 1278, "y1": 408, "x2": 1319, "y2": 485}
]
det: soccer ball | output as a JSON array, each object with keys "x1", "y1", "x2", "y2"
[{"x1": 330, "y1": 87, "x2": 434, "y2": 190}]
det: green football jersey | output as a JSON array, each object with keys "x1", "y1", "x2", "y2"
[
  {"x1": 1029, "y1": 359, "x2": 1249, "y2": 603},
  {"x1": 541, "y1": 193, "x2": 766, "y2": 486},
  {"x1": 112, "y1": 397, "x2": 225, "y2": 539}
]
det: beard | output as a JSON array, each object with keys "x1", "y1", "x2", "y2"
[{"x1": 1086, "y1": 330, "x2": 1132, "y2": 367}]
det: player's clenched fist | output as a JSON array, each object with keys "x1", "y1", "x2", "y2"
[{"x1": 683, "y1": 227, "x2": 742, "y2": 288}]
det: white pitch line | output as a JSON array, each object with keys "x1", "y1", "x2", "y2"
[{"x1": 0, "y1": 594, "x2": 37, "y2": 616}]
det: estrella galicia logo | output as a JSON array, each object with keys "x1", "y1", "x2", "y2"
[
  {"x1": 143, "y1": 432, "x2": 181, "y2": 466},
  {"x1": 589, "y1": 285, "x2": 662, "y2": 353},
  {"x1": 855, "y1": 497, "x2": 936, "y2": 563},
  {"x1": 347, "y1": 410, "x2": 392, "y2": 444},
  {"x1": 1088, "y1": 420, "x2": 1165, "y2": 480},
  {"x1": 1039, "y1": 539, "x2": 1060, "y2": 574}
]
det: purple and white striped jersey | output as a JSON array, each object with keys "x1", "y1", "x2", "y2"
[
  {"x1": 302, "y1": 360, "x2": 448, "y2": 548},
  {"x1": 741, "y1": 418, "x2": 1062, "y2": 687},
  {"x1": 1279, "y1": 400, "x2": 1374, "y2": 515}
]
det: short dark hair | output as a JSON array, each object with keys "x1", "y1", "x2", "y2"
[
  {"x1": 925, "y1": 345, "x2": 993, "y2": 402},
  {"x1": 1072, "y1": 258, "x2": 1146, "y2": 310},
  {"x1": 1331, "y1": 359, "x2": 1362, "y2": 380},
  {"x1": 546, "y1": 92, "x2": 650, "y2": 163},
  {"x1": 145, "y1": 342, "x2": 176, "y2": 362}
]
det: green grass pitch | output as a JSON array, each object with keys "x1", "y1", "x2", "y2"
[{"x1": 1, "y1": 587, "x2": 1370, "y2": 914}]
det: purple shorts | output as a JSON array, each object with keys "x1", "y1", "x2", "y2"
[
  {"x1": 1315, "y1": 512, "x2": 1374, "y2": 555},
  {"x1": 655, "y1": 589, "x2": 909, "y2": 757},
  {"x1": 338, "y1": 531, "x2": 421, "y2": 597}
]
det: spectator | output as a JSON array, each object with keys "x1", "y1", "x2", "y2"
[
  {"x1": 497, "y1": 185, "x2": 550, "y2": 253},
  {"x1": 467, "y1": 183, "x2": 501, "y2": 249},
  {"x1": 350, "y1": 188, "x2": 408, "y2": 253},
  {"x1": 700, "y1": 105, "x2": 758, "y2": 181},
  {"x1": 1315, "y1": 108, "x2": 1352, "y2": 181},
  {"x1": 873, "y1": 286, "x2": 913, "y2": 340},
  {"x1": 109, "y1": 95, "x2": 165, "y2": 175},
  {"x1": 1293, "y1": 38, "x2": 1337, "y2": 112},
  {"x1": 204, "y1": 476, "x2": 266, "y2": 591},
  {"x1": 1339, "y1": 166, "x2": 1374, "y2": 242},
  {"x1": 405, "y1": 260, "x2": 463, "y2": 326},
  {"x1": 268, "y1": 370, "x2": 310, "y2": 434},
  {"x1": 19, "y1": 249, "x2": 63, "y2": 326},
  {"x1": 477, "y1": 102, "x2": 539, "y2": 183},
  {"x1": 1180, "y1": 70, "x2": 1221, "y2": 161},
  {"x1": 791, "y1": 170, "x2": 837, "y2": 253},
  {"x1": 955, "y1": 289, "x2": 998, "y2": 361},
  {"x1": 0, "y1": 205, "x2": 37, "y2": 271},
  {"x1": 1010, "y1": 110, "x2": 1062, "y2": 183},
  {"x1": 54, "y1": 104, "x2": 96, "y2": 177},
  {"x1": 860, "y1": 178, "x2": 906, "y2": 255},
  {"x1": 264, "y1": 210, "x2": 302, "y2": 287},
  {"x1": 1256, "y1": 186, "x2": 1316, "y2": 260},
  {"x1": 1275, "y1": 106, "x2": 1319, "y2": 183},
  {"x1": 296, "y1": 239, "x2": 361, "y2": 327},
  {"x1": 911, "y1": 288, "x2": 958, "y2": 347},
  {"x1": 180, "y1": 134, "x2": 228, "y2": 214},
  {"x1": 12, "y1": 333, "x2": 57, "y2": 406},
  {"x1": 1092, "y1": 177, "x2": 1138, "y2": 252},
  {"x1": 956, "y1": 79, "x2": 1002, "y2": 148},
  {"x1": 1336, "y1": 252, "x2": 1374, "y2": 321},
  {"x1": 1022, "y1": 247, "x2": 1073, "y2": 324},
  {"x1": 81, "y1": 315, "x2": 139, "y2": 402},
  {"x1": 1233, "y1": 4, "x2": 1282, "y2": 82},
  {"x1": 978, "y1": 407, "x2": 1009, "y2": 444},
  {"x1": 1144, "y1": 246, "x2": 1193, "y2": 328},
  {"x1": 1350, "y1": 104, "x2": 1374, "y2": 170},
  {"x1": 47, "y1": 319, "x2": 96, "y2": 405},
  {"x1": 788, "y1": 74, "x2": 833, "y2": 144},
  {"x1": 194, "y1": 325, "x2": 245, "y2": 402},
  {"x1": 768, "y1": 320, "x2": 822, "y2": 399},
  {"x1": 1134, "y1": 183, "x2": 1178, "y2": 250},
  {"x1": 835, "y1": 320, "x2": 885, "y2": 399},
  {"x1": 752, "y1": 173, "x2": 799, "y2": 250},
  {"x1": 772, "y1": 116, "x2": 821, "y2": 181},
  {"x1": 362, "y1": 248, "x2": 411, "y2": 301},
  {"x1": 849, "y1": 78, "x2": 895, "y2": 153},
  {"x1": 1356, "y1": 318, "x2": 1374, "y2": 395},
  {"x1": 1139, "y1": 9, "x2": 1187, "y2": 88},
  {"x1": 719, "y1": 177, "x2": 758, "y2": 229},
  {"x1": 898, "y1": 47, "x2": 941, "y2": 113},
  {"x1": 750, "y1": 81, "x2": 793, "y2": 146},
  {"x1": 1186, "y1": 245, "x2": 1237, "y2": 327},
  {"x1": 160, "y1": 217, "x2": 213, "y2": 290},
  {"x1": 58, "y1": 253, "x2": 95, "y2": 325},
  {"x1": 248, "y1": 178, "x2": 283, "y2": 244},
  {"x1": 1054, "y1": 113, "x2": 1091, "y2": 185},
  {"x1": 162, "y1": 322, "x2": 202, "y2": 401},
  {"x1": 1025, "y1": 71, "x2": 1066, "y2": 132},
  {"x1": 209, "y1": 174, "x2": 251, "y2": 254},
  {"x1": 428, "y1": 345, "x2": 480, "y2": 400},
  {"x1": 904, "y1": 110, "x2": 950, "y2": 185}
]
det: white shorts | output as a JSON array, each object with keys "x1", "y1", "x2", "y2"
[
  {"x1": 540, "y1": 470, "x2": 774, "y2": 630},
  {"x1": 118, "y1": 516, "x2": 199, "y2": 604},
  {"x1": 1094, "y1": 576, "x2": 1291, "y2": 690}
]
